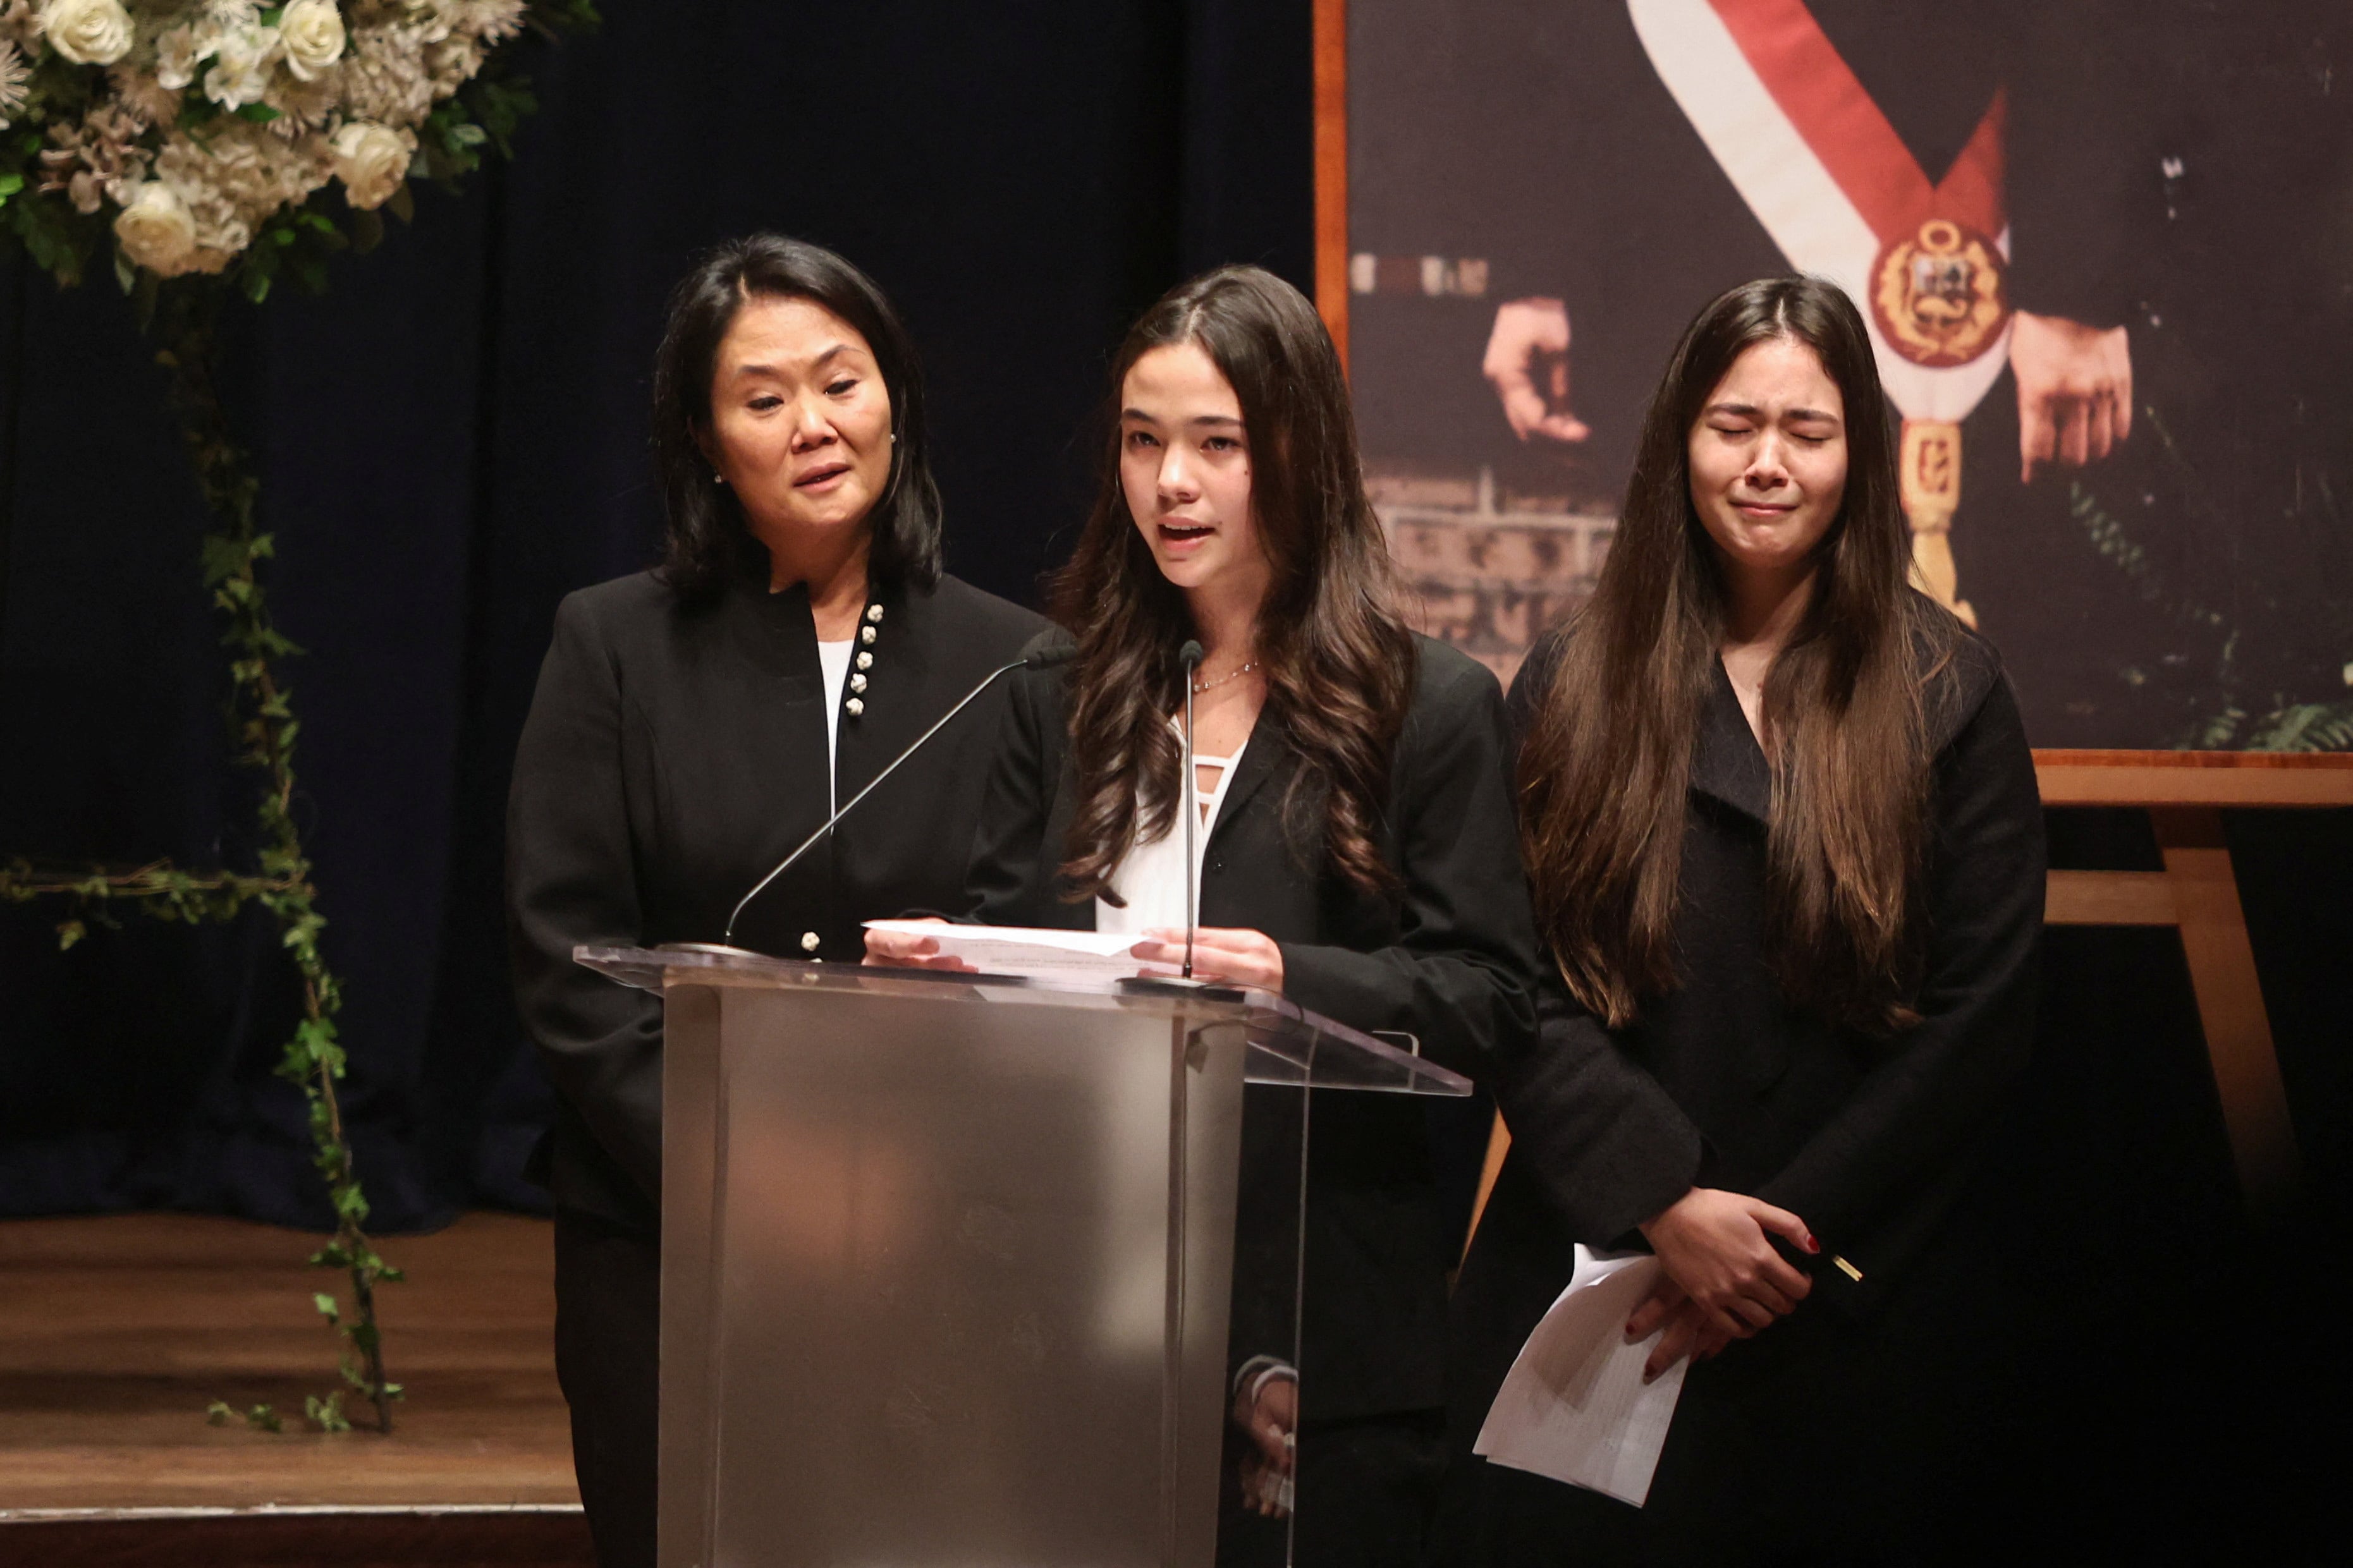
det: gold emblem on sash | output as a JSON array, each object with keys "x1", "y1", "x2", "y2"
[
  {"x1": 1900, "y1": 418, "x2": 1976, "y2": 627},
  {"x1": 1871, "y1": 218, "x2": 2010, "y2": 369}
]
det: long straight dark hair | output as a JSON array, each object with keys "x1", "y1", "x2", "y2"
[
  {"x1": 1519, "y1": 276, "x2": 1955, "y2": 1033},
  {"x1": 1048, "y1": 265, "x2": 1415, "y2": 903},
  {"x1": 649, "y1": 234, "x2": 943, "y2": 604}
]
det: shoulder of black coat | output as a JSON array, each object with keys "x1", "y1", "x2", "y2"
[
  {"x1": 1503, "y1": 616, "x2": 1579, "y2": 741},
  {"x1": 1909, "y1": 593, "x2": 2005, "y2": 755},
  {"x1": 563, "y1": 568, "x2": 672, "y2": 616},
  {"x1": 1014, "y1": 621, "x2": 1078, "y2": 665},
  {"x1": 1409, "y1": 631, "x2": 1503, "y2": 712},
  {"x1": 556, "y1": 568, "x2": 678, "y2": 641},
  {"x1": 921, "y1": 573, "x2": 1053, "y2": 654}
]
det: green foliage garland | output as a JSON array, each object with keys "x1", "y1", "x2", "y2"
[
  {"x1": 0, "y1": 1, "x2": 598, "y2": 1435},
  {"x1": 2069, "y1": 405, "x2": 2353, "y2": 753}
]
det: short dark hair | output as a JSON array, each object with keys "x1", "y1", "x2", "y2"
[{"x1": 650, "y1": 234, "x2": 943, "y2": 604}]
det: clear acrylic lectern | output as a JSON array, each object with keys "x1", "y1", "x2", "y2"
[{"x1": 575, "y1": 945, "x2": 1471, "y2": 1568}]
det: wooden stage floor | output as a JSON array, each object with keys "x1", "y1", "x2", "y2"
[{"x1": 0, "y1": 1212, "x2": 585, "y2": 1562}]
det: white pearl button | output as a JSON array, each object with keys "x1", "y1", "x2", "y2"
[
  {"x1": 849, "y1": 673, "x2": 867, "y2": 693},
  {"x1": 800, "y1": 932, "x2": 820, "y2": 952},
  {"x1": 865, "y1": 604, "x2": 884, "y2": 623},
  {"x1": 845, "y1": 696, "x2": 864, "y2": 716},
  {"x1": 855, "y1": 652, "x2": 872, "y2": 671},
  {"x1": 859, "y1": 626, "x2": 876, "y2": 645}
]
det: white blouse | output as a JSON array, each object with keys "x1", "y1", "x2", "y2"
[
  {"x1": 1096, "y1": 717, "x2": 1249, "y2": 935},
  {"x1": 816, "y1": 637, "x2": 854, "y2": 810}
]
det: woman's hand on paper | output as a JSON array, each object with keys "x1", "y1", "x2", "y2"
[
  {"x1": 1635, "y1": 1187, "x2": 1816, "y2": 1342},
  {"x1": 1627, "y1": 1275, "x2": 1738, "y2": 1381},
  {"x1": 1132, "y1": 926, "x2": 1284, "y2": 992},
  {"x1": 861, "y1": 919, "x2": 978, "y2": 971}
]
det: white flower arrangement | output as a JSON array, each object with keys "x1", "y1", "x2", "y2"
[{"x1": 0, "y1": 1, "x2": 592, "y2": 293}]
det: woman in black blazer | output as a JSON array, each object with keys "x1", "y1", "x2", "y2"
[
  {"x1": 506, "y1": 236, "x2": 1043, "y2": 1568},
  {"x1": 870, "y1": 265, "x2": 1541, "y2": 1565},
  {"x1": 1434, "y1": 277, "x2": 2046, "y2": 1564}
]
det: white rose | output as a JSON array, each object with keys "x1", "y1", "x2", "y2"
[
  {"x1": 202, "y1": 22, "x2": 281, "y2": 109},
  {"x1": 114, "y1": 181, "x2": 199, "y2": 274},
  {"x1": 329, "y1": 120, "x2": 412, "y2": 210},
  {"x1": 153, "y1": 26, "x2": 204, "y2": 91},
  {"x1": 38, "y1": 0, "x2": 134, "y2": 66},
  {"x1": 278, "y1": 1, "x2": 345, "y2": 83}
]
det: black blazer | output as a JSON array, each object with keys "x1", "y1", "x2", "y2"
[
  {"x1": 506, "y1": 568, "x2": 1046, "y2": 1229},
  {"x1": 965, "y1": 631, "x2": 1543, "y2": 1420},
  {"x1": 1446, "y1": 615, "x2": 2046, "y2": 1459}
]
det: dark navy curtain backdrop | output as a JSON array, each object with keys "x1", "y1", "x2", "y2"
[
  {"x1": 0, "y1": 0, "x2": 2347, "y2": 1282},
  {"x1": 0, "y1": 1, "x2": 1316, "y2": 1229}
]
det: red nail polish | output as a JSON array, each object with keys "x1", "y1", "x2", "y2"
[{"x1": 1804, "y1": 1234, "x2": 1821, "y2": 1255}]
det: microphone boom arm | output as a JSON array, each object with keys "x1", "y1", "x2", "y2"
[{"x1": 723, "y1": 655, "x2": 1031, "y2": 947}]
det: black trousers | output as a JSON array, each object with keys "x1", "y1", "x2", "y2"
[{"x1": 553, "y1": 1206, "x2": 660, "y2": 1568}]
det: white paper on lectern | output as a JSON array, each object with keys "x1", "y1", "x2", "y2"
[
  {"x1": 1473, "y1": 1246, "x2": 1689, "y2": 1507},
  {"x1": 862, "y1": 920, "x2": 1149, "y2": 982}
]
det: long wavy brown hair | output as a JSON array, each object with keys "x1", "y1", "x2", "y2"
[
  {"x1": 1519, "y1": 276, "x2": 1957, "y2": 1034},
  {"x1": 1048, "y1": 265, "x2": 1415, "y2": 904}
]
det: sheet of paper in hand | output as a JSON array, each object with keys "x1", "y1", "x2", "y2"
[
  {"x1": 1474, "y1": 1246, "x2": 1690, "y2": 1507},
  {"x1": 862, "y1": 921, "x2": 1151, "y2": 983}
]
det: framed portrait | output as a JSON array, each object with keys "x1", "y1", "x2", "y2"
[{"x1": 1321, "y1": 0, "x2": 2353, "y2": 754}]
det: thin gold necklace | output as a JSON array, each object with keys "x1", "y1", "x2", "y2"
[{"x1": 1190, "y1": 659, "x2": 1259, "y2": 694}]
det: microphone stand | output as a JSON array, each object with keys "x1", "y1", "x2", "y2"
[
  {"x1": 1178, "y1": 639, "x2": 1203, "y2": 980},
  {"x1": 718, "y1": 652, "x2": 1044, "y2": 949}
]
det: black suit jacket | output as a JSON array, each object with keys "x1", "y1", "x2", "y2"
[
  {"x1": 506, "y1": 568, "x2": 1046, "y2": 1229},
  {"x1": 963, "y1": 631, "x2": 1543, "y2": 1419},
  {"x1": 1446, "y1": 610, "x2": 2046, "y2": 1462}
]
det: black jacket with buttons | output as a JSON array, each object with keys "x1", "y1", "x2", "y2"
[
  {"x1": 964, "y1": 631, "x2": 1544, "y2": 1420},
  {"x1": 506, "y1": 566, "x2": 1046, "y2": 1230}
]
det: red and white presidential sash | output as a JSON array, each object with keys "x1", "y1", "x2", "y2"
[{"x1": 1629, "y1": 0, "x2": 2012, "y2": 617}]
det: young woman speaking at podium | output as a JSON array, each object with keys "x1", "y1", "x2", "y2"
[
  {"x1": 506, "y1": 236, "x2": 1042, "y2": 1568},
  {"x1": 869, "y1": 265, "x2": 1541, "y2": 1564}
]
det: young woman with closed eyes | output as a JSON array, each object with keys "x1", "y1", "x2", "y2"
[{"x1": 1436, "y1": 276, "x2": 2046, "y2": 1562}]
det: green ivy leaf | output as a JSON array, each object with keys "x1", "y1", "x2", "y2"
[
  {"x1": 312, "y1": 1291, "x2": 341, "y2": 1323},
  {"x1": 56, "y1": 919, "x2": 85, "y2": 951},
  {"x1": 206, "y1": 1400, "x2": 234, "y2": 1426}
]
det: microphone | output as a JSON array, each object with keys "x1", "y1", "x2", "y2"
[
  {"x1": 1178, "y1": 639, "x2": 1204, "y2": 980},
  {"x1": 719, "y1": 643, "x2": 1074, "y2": 948}
]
